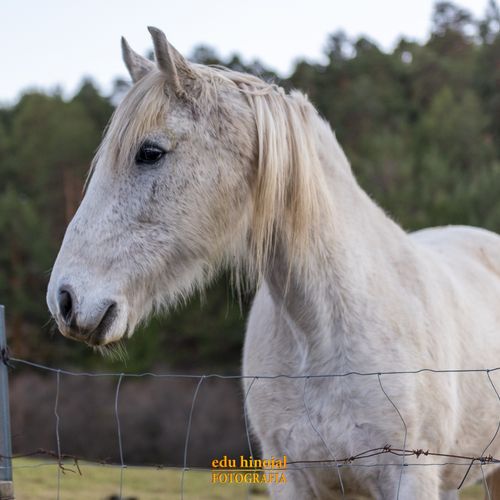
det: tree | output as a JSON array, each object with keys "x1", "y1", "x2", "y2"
[{"x1": 0, "y1": 1, "x2": 499, "y2": 370}]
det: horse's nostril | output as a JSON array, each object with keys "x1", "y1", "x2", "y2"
[
  {"x1": 98, "y1": 302, "x2": 117, "y2": 335},
  {"x1": 83, "y1": 301, "x2": 118, "y2": 345},
  {"x1": 58, "y1": 287, "x2": 74, "y2": 324}
]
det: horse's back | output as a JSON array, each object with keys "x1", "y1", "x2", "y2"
[{"x1": 410, "y1": 225, "x2": 500, "y2": 278}]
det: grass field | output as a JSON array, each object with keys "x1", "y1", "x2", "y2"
[
  {"x1": 12, "y1": 458, "x2": 484, "y2": 499},
  {"x1": 12, "y1": 459, "x2": 269, "y2": 500}
]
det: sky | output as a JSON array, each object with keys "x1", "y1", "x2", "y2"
[{"x1": 1, "y1": 0, "x2": 491, "y2": 104}]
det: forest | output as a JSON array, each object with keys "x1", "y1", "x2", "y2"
[{"x1": 1, "y1": 1, "x2": 499, "y2": 372}]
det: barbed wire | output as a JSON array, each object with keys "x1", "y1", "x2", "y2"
[
  {"x1": 3, "y1": 354, "x2": 500, "y2": 499},
  {"x1": 2, "y1": 444, "x2": 500, "y2": 470}
]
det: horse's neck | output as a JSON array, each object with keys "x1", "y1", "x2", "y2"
[{"x1": 264, "y1": 127, "x2": 410, "y2": 348}]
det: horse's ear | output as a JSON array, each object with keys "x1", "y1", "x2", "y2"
[
  {"x1": 147, "y1": 26, "x2": 194, "y2": 97},
  {"x1": 121, "y1": 37, "x2": 154, "y2": 83}
]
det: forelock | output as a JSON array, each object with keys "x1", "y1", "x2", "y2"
[{"x1": 98, "y1": 71, "x2": 171, "y2": 166}]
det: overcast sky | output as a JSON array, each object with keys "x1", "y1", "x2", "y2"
[{"x1": 1, "y1": 0, "x2": 490, "y2": 104}]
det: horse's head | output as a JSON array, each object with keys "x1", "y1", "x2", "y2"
[
  {"x1": 47, "y1": 28, "x2": 259, "y2": 349},
  {"x1": 47, "y1": 27, "x2": 332, "y2": 351}
]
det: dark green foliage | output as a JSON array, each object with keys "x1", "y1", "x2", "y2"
[{"x1": 0, "y1": 2, "x2": 499, "y2": 370}]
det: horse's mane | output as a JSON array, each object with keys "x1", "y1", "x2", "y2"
[
  {"x1": 90, "y1": 64, "x2": 340, "y2": 280},
  {"x1": 200, "y1": 66, "x2": 337, "y2": 279}
]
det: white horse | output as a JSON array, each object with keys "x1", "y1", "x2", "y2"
[{"x1": 47, "y1": 27, "x2": 500, "y2": 499}]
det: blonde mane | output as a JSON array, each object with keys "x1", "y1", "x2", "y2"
[{"x1": 197, "y1": 66, "x2": 336, "y2": 280}]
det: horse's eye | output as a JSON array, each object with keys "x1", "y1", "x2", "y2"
[{"x1": 135, "y1": 142, "x2": 166, "y2": 165}]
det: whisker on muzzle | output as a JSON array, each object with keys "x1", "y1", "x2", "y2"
[{"x1": 94, "y1": 340, "x2": 128, "y2": 363}]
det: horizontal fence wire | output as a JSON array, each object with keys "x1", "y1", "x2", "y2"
[
  {"x1": 9, "y1": 356, "x2": 500, "y2": 378},
  {"x1": 3, "y1": 355, "x2": 500, "y2": 499}
]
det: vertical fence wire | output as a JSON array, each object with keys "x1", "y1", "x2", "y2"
[
  {"x1": 377, "y1": 373, "x2": 407, "y2": 499},
  {"x1": 54, "y1": 370, "x2": 62, "y2": 500},
  {"x1": 243, "y1": 377, "x2": 256, "y2": 500},
  {"x1": 181, "y1": 376, "x2": 205, "y2": 500},
  {"x1": 479, "y1": 369, "x2": 500, "y2": 500},
  {"x1": 243, "y1": 377, "x2": 256, "y2": 459},
  {"x1": 481, "y1": 464, "x2": 491, "y2": 500},
  {"x1": 114, "y1": 373, "x2": 125, "y2": 500},
  {"x1": 303, "y1": 376, "x2": 345, "y2": 496},
  {"x1": 482, "y1": 371, "x2": 500, "y2": 457}
]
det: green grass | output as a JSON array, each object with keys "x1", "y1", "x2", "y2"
[
  {"x1": 459, "y1": 484, "x2": 483, "y2": 500},
  {"x1": 12, "y1": 458, "x2": 484, "y2": 499},
  {"x1": 12, "y1": 458, "x2": 269, "y2": 500}
]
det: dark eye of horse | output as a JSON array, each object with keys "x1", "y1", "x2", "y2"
[{"x1": 135, "y1": 142, "x2": 166, "y2": 165}]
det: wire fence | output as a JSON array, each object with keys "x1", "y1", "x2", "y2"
[{"x1": 2, "y1": 353, "x2": 500, "y2": 499}]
